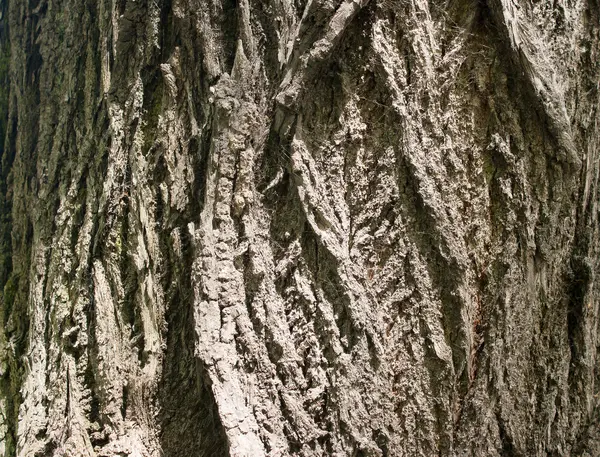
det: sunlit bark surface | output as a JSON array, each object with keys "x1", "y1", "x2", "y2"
[{"x1": 0, "y1": 0, "x2": 599, "y2": 455}]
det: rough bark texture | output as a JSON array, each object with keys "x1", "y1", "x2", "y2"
[{"x1": 0, "y1": 0, "x2": 599, "y2": 455}]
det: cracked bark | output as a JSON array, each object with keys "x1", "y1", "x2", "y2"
[{"x1": 0, "y1": 0, "x2": 599, "y2": 456}]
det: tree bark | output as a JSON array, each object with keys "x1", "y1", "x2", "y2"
[{"x1": 0, "y1": 0, "x2": 599, "y2": 455}]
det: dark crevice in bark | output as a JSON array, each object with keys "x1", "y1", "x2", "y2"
[
  {"x1": 159, "y1": 0, "x2": 176, "y2": 61},
  {"x1": 69, "y1": 169, "x2": 88, "y2": 254},
  {"x1": 357, "y1": 50, "x2": 471, "y2": 400},
  {"x1": 486, "y1": 0, "x2": 580, "y2": 171},
  {"x1": 397, "y1": 151, "x2": 468, "y2": 393},
  {"x1": 84, "y1": 274, "x2": 103, "y2": 430},
  {"x1": 82, "y1": 94, "x2": 111, "y2": 435},
  {"x1": 497, "y1": 413, "x2": 517, "y2": 457},
  {"x1": 0, "y1": 3, "x2": 12, "y2": 288},
  {"x1": 221, "y1": 0, "x2": 238, "y2": 74},
  {"x1": 141, "y1": 66, "x2": 164, "y2": 157},
  {"x1": 258, "y1": 126, "x2": 291, "y2": 194},
  {"x1": 305, "y1": 235, "x2": 358, "y2": 354},
  {"x1": 189, "y1": 133, "x2": 210, "y2": 224},
  {"x1": 278, "y1": 391, "x2": 303, "y2": 454},
  {"x1": 250, "y1": 2, "x2": 283, "y2": 87},
  {"x1": 116, "y1": 0, "x2": 127, "y2": 17},
  {"x1": 565, "y1": 167, "x2": 596, "y2": 421},
  {"x1": 112, "y1": 2, "x2": 147, "y2": 99},
  {"x1": 120, "y1": 204, "x2": 146, "y2": 364},
  {"x1": 0, "y1": 2, "x2": 39, "y2": 453},
  {"x1": 566, "y1": 253, "x2": 591, "y2": 380},
  {"x1": 242, "y1": 250, "x2": 265, "y2": 346},
  {"x1": 158, "y1": 225, "x2": 229, "y2": 457}
]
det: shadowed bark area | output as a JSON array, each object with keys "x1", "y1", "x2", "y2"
[{"x1": 0, "y1": 0, "x2": 599, "y2": 456}]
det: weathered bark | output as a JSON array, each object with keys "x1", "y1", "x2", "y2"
[{"x1": 0, "y1": 0, "x2": 599, "y2": 455}]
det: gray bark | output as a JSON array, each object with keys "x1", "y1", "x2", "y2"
[{"x1": 0, "y1": 0, "x2": 599, "y2": 455}]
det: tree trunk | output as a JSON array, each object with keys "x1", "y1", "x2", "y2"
[{"x1": 0, "y1": 0, "x2": 599, "y2": 455}]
